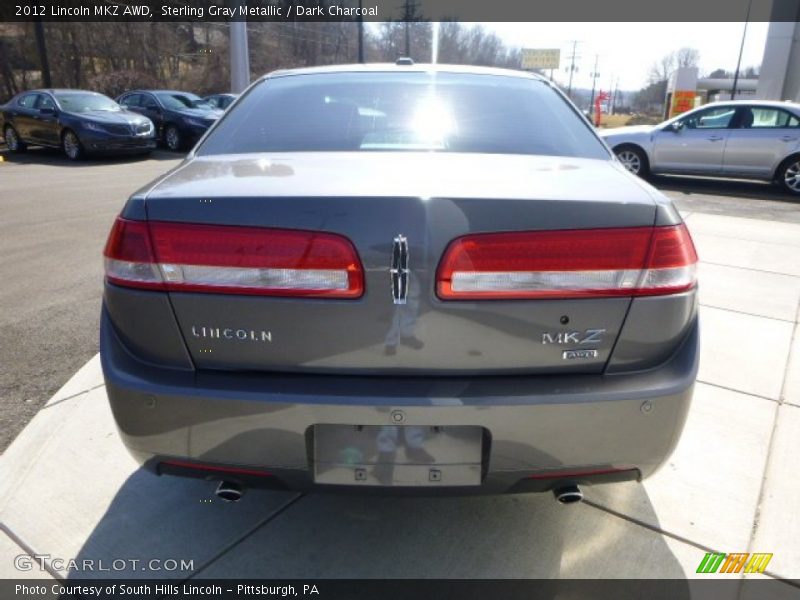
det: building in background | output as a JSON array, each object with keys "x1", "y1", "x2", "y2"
[
  {"x1": 756, "y1": 18, "x2": 800, "y2": 102},
  {"x1": 665, "y1": 67, "x2": 759, "y2": 119}
]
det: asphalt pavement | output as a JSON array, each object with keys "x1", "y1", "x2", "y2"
[
  {"x1": 0, "y1": 148, "x2": 182, "y2": 451},
  {"x1": 0, "y1": 147, "x2": 798, "y2": 453}
]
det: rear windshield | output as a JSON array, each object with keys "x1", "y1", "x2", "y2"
[{"x1": 196, "y1": 71, "x2": 610, "y2": 159}]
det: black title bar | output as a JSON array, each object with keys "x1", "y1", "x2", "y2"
[
  {"x1": 3, "y1": 579, "x2": 800, "y2": 600},
  {"x1": 1, "y1": 0, "x2": 799, "y2": 23}
]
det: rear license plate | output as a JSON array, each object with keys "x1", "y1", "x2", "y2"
[{"x1": 313, "y1": 424, "x2": 483, "y2": 487}]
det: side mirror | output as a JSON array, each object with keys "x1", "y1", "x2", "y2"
[
  {"x1": 39, "y1": 107, "x2": 55, "y2": 116},
  {"x1": 667, "y1": 121, "x2": 684, "y2": 133}
]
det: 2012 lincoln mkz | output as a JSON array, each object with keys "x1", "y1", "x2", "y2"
[{"x1": 100, "y1": 63, "x2": 699, "y2": 503}]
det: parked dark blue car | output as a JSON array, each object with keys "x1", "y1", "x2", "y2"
[
  {"x1": 117, "y1": 90, "x2": 223, "y2": 151},
  {"x1": 0, "y1": 89, "x2": 156, "y2": 160}
]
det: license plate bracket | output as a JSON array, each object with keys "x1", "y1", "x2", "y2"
[{"x1": 312, "y1": 424, "x2": 483, "y2": 487}]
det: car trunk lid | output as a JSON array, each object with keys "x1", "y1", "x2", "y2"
[{"x1": 139, "y1": 152, "x2": 659, "y2": 375}]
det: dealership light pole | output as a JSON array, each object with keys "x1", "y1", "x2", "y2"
[
  {"x1": 731, "y1": 0, "x2": 753, "y2": 100},
  {"x1": 230, "y1": 3, "x2": 250, "y2": 93}
]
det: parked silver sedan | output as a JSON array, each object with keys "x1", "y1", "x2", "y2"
[{"x1": 600, "y1": 101, "x2": 800, "y2": 195}]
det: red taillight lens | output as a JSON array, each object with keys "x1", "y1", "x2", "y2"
[
  {"x1": 104, "y1": 217, "x2": 364, "y2": 298},
  {"x1": 437, "y1": 224, "x2": 697, "y2": 300},
  {"x1": 103, "y1": 218, "x2": 163, "y2": 290}
]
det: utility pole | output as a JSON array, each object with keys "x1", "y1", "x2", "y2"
[
  {"x1": 611, "y1": 78, "x2": 620, "y2": 114},
  {"x1": 731, "y1": 0, "x2": 753, "y2": 100},
  {"x1": 402, "y1": 0, "x2": 419, "y2": 58},
  {"x1": 33, "y1": 19, "x2": 52, "y2": 88},
  {"x1": 229, "y1": 0, "x2": 250, "y2": 93},
  {"x1": 565, "y1": 40, "x2": 580, "y2": 98},
  {"x1": 588, "y1": 54, "x2": 600, "y2": 116},
  {"x1": 357, "y1": 0, "x2": 364, "y2": 63}
]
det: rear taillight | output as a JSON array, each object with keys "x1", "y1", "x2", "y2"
[
  {"x1": 104, "y1": 217, "x2": 364, "y2": 298},
  {"x1": 436, "y1": 224, "x2": 697, "y2": 300}
]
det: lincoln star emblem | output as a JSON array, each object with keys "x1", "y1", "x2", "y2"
[{"x1": 390, "y1": 234, "x2": 409, "y2": 305}]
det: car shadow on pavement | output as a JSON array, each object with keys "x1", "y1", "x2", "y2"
[
  {"x1": 650, "y1": 174, "x2": 796, "y2": 203},
  {"x1": 64, "y1": 467, "x2": 691, "y2": 593},
  {"x1": 0, "y1": 147, "x2": 180, "y2": 166}
]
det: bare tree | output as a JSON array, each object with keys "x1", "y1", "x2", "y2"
[
  {"x1": 675, "y1": 47, "x2": 700, "y2": 69},
  {"x1": 708, "y1": 68, "x2": 733, "y2": 78},
  {"x1": 647, "y1": 47, "x2": 699, "y2": 85},
  {"x1": 648, "y1": 53, "x2": 675, "y2": 85},
  {"x1": 0, "y1": 19, "x2": 523, "y2": 102}
]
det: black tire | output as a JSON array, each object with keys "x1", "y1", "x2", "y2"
[
  {"x1": 164, "y1": 125, "x2": 182, "y2": 152},
  {"x1": 776, "y1": 155, "x2": 800, "y2": 196},
  {"x1": 4, "y1": 125, "x2": 27, "y2": 153},
  {"x1": 62, "y1": 129, "x2": 84, "y2": 161},
  {"x1": 614, "y1": 145, "x2": 649, "y2": 178}
]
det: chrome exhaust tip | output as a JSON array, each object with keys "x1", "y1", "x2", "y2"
[
  {"x1": 215, "y1": 480, "x2": 244, "y2": 502},
  {"x1": 553, "y1": 485, "x2": 583, "y2": 504}
]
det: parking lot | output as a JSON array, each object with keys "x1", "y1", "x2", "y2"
[
  {"x1": 0, "y1": 148, "x2": 182, "y2": 452},
  {"x1": 0, "y1": 149, "x2": 799, "y2": 593}
]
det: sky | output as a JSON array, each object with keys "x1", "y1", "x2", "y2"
[{"x1": 483, "y1": 22, "x2": 770, "y2": 92}]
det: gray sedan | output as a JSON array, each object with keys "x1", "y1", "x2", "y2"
[
  {"x1": 600, "y1": 101, "x2": 800, "y2": 195},
  {"x1": 100, "y1": 64, "x2": 698, "y2": 503}
]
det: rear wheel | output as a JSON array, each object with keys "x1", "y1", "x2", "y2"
[
  {"x1": 164, "y1": 125, "x2": 182, "y2": 152},
  {"x1": 4, "y1": 126, "x2": 26, "y2": 153},
  {"x1": 777, "y1": 156, "x2": 800, "y2": 196},
  {"x1": 62, "y1": 130, "x2": 84, "y2": 161},
  {"x1": 615, "y1": 145, "x2": 649, "y2": 177}
]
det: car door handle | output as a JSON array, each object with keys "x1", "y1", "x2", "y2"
[
  {"x1": 707, "y1": 135, "x2": 724, "y2": 141},
  {"x1": 780, "y1": 135, "x2": 798, "y2": 142}
]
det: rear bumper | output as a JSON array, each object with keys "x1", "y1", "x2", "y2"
[{"x1": 101, "y1": 308, "x2": 698, "y2": 495}]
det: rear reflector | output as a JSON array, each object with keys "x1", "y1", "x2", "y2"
[
  {"x1": 437, "y1": 225, "x2": 697, "y2": 300},
  {"x1": 527, "y1": 466, "x2": 637, "y2": 480},
  {"x1": 159, "y1": 459, "x2": 273, "y2": 478},
  {"x1": 104, "y1": 218, "x2": 364, "y2": 298}
]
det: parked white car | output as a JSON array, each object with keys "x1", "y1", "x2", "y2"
[{"x1": 599, "y1": 101, "x2": 800, "y2": 195}]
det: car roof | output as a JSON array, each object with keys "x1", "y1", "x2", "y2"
[
  {"x1": 20, "y1": 89, "x2": 103, "y2": 95},
  {"x1": 700, "y1": 99, "x2": 800, "y2": 110},
  {"x1": 262, "y1": 63, "x2": 547, "y2": 82},
  {"x1": 124, "y1": 90, "x2": 199, "y2": 95}
]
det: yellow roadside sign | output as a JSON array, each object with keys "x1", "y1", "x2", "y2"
[{"x1": 521, "y1": 48, "x2": 561, "y2": 70}]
